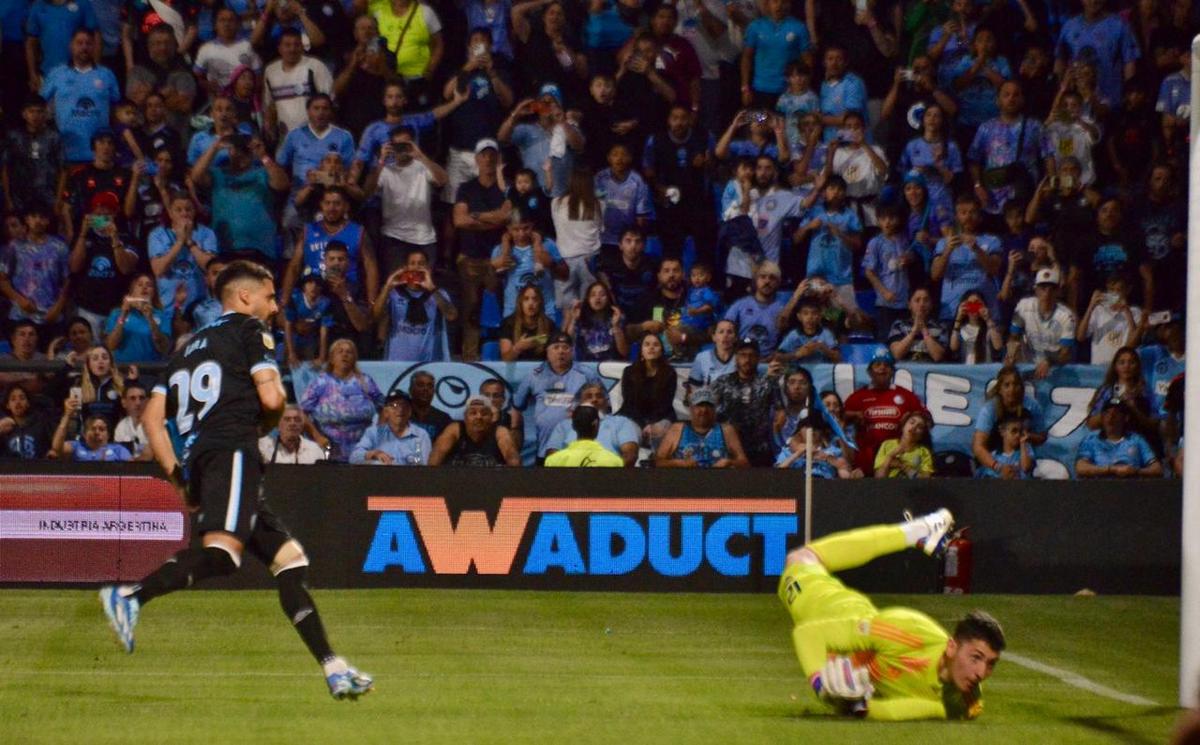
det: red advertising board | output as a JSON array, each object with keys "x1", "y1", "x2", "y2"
[{"x1": 0, "y1": 474, "x2": 189, "y2": 582}]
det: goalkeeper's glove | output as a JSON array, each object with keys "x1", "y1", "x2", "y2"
[{"x1": 811, "y1": 657, "x2": 873, "y2": 716}]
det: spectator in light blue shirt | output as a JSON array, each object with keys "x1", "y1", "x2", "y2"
[
  {"x1": 795, "y1": 175, "x2": 863, "y2": 294},
  {"x1": 740, "y1": 0, "x2": 810, "y2": 107},
  {"x1": 1055, "y1": 0, "x2": 1138, "y2": 105},
  {"x1": 349, "y1": 392, "x2": 432, "y2": 465},
  {"x1": 40, "y1": 30, "x2": 119, "y2": 162},
  {"x1": 491, "y1": 212, "x2": 566, "y2": 319},
  {"x1": 147, "y1": 194, "x2": 218, "y2": 314},
  {"x1": 275, "y1": 94, "x2": 356, "y2": 186},
  {"x1": 931, "y1": 193, "x2": 1002, "y2": 321},
  {"x1": 1075, "y1": 398, "x2": 1161, "y2": 478},
  {"x1": 595, "y1": 144, "x2": 654, "y2": 248},
  {"x1": 946, "y1": 27, "x2": 1012, "y2": 130},
  {"x1": 541, "y1": 382, "x2": 639, "y2": 464},
  {"x1": 723, "y1": 260, "x2": 788, "y2": 355},
  {"x1": 58, "y1": 413, "x2": 131, "y2": 462},
  {"x1": 26, "y1": 0, "x2": 98, "y2": 79},
  {"x1": 374, "y1": 248, "x2": 457, "y2": 362},
  {"x1": 513, "y1": 331, "x2": 599, "y2": 459},
  {"x1": 817, "y1": 44, "x2": 867, "y2": 142}
]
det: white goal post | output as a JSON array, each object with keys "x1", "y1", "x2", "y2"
[{"x1": 1181, "y1": 34, "x2": 1200, "y2": 709}]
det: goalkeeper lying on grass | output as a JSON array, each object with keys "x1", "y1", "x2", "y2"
[{"x1": 778, "y1": 509, "x2": 1005, "y2": 720}]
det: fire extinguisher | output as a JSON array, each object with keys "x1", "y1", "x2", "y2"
[{"x1": 941, "y1": 528, "x2": 973, "y2": 594}]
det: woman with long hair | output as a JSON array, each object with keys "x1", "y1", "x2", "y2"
[
  {"x1": 563, "y1": 281, "x2": 627, "y2": 361},
  {"x1": 971, "y1": 365, "x2": 1048, "y2": 470},
  {"x1": 874, "y1": 410, "x2": 935, "y2": 478},
  {"x1": 901, "y1": 171, "x2": 950, "y2": 284},
  {"x1": 103, "y1": 273, "x2": 171, "y2": 363},
  {"x1": 1085, "y1": 346, "x2": 1160, "y2": 450},
  {"x1": 550, "y1": 167, "x2": 603, "y2": 310},
  {"x1": 299, "y1": 338, "x2": 385, "y2": 461},
  {"x1": 78, "y1": 344, "x2": 130, "y2": 429},
  {"x1": 616, "y1": 333, "x2": 678, "y2": 447},
  {"x1": 500, "y1": 284, "x2": 557, "y2": 361},
  {"x1": 899, "y1": 103, "x2": 962, "y2": 216},
  {"x1": 949, "y1": 290, "x2": 1004, "y2": 363}
]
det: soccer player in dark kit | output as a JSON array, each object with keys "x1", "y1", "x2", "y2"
[{"x1": 99, "y1": 261, "x2": 374, "y2": 700}]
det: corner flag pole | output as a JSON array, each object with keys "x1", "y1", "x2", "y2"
[
  {"x1": 1181, "y1": 33, "x2": 1200, "y2": 708},
  {"x1": 804, "y1": 426, "x2": 814, "y2": 545}
]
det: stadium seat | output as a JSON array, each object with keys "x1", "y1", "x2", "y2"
[
  {"x1": 934, "y1": 451, "x2": 975, "y2": 478},
  {"x1": 481, "y1": 341, "x2": 501, "y2": 361},
  {"x1": 839, "y1": 341, "x2": 887, "y2": 365},
  {"x1": 480, "y1": 291, "x2": 502, "y2": 332}
]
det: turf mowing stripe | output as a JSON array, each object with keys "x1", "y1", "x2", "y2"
[
  {"x1": 8, "y1": 669, "x2": 805, "y2": 682},
  {"x1": 1004, "y1": 652, "x2": 1158, "y2": 706}
]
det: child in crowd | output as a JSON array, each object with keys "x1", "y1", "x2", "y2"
[
  {"x1": 975, "y1": 414, "x2": 1034, "y2": 478},
  {"x1": 595, "y1": 143, "x2": 653, "y2": 257},
  {"x1": 861, "y1": 204, "x2": 913, "y2": 340},
  {"x1": 775, "y1": 424, "x2": 854, "y2": 478},
  {"x1": 719, "y1": 158, "x2": 756, "y2": 217},
  {"x1": 284, "y1": 273, "x2": 333, "y2": 367},
  {"x1": 506, "y1": 167, "x2": 553, "y2": 238},
  {"x1": 874, "y1": 410, "x2": 935, "y2": 478},
  {"x1": 777, "y1": 294, "x2": 840, "y2": 363},
  {"x1": 776, "y1": 61, "x2": 819, "y2": 152},
  {"x1": 684, "y1": 262, "x2": 721, "y2": 335},
  {"x1": 112, "y1": 100, "x2": 146, "y2": 169},
  {"x1": 795, "y1": 174, "x2": 864, "y2": 322}
]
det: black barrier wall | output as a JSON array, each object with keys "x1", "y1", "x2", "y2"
[{"x1": 0, "y1": 463, "x2": 1181, "y2": 594}]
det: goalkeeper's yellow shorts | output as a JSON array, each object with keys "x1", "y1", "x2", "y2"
[{"x1": 777, "y1": 561, "x2": 877, "y2": 626}]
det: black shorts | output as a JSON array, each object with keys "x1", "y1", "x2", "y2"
[{"x1": 191, "y1": 447, "x2": 293, "y2": 563}]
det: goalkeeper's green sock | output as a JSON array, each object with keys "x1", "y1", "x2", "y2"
[{"x1": 808, "y1": 525, "x2": 907, "y2": 572}]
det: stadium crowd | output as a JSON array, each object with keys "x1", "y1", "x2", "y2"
[{"x1": 0, "y1": 0, "x2": 1193, "y2": 475}]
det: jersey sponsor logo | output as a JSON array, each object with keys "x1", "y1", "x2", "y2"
[{"x1": 362, "y1": 497, "x2": 798, "y2": 577}]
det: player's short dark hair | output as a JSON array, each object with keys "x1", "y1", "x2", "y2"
[
  {"x1": 955, "y1": 191, "x2": 982, "y2": 208},
  {"x1": 325, "y1": 240, "x2": 349, "y2": 256},
  {"x1": 954, "y1": 610, "x2": 1006, "y2": 652},
  {"x1": 278, "y1": 28, "x2": 303, "y2": 43},
  {"x1": 620, "y1": 226, "x2": 644, "y2": 242},
  {"x1": 215, "y1": 260, "x2": 274, "y2": 300},
  {"x1": 572, "y1": 404, "x2": 601, "y2": 439}
]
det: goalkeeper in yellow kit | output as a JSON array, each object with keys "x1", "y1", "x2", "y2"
[{"x1": 778, "y1": 509, "x2": 1005, "y2": 721}]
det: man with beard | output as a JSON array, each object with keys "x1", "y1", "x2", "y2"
[
  {"x1": 725, "y1": 155, "x2": 802, "y2": 288},
  {"x1": 711, "y1": 337, "x2": 784, "y2": 466},
  {"x1": 642, "y1": 105, "x2": 714, "y2": 260},
  {"x1": 724, "y1": 260, "x2": 788, "y2": 355},
  {"x1": 627, "y1": 257, "x2": 699, "y2": 360}
]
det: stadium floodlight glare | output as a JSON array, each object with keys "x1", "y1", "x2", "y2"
[{"x1": 1183, "y1": 33, "x2": 1200, "y2": 709}]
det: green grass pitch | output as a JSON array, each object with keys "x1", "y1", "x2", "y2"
[{"x1": 0, "y1": 590, "x2": 1182, "y2": 744}]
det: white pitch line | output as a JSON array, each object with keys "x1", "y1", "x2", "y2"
[{"x1": 1004, "y1": 652, "x2": 1158, "y2": 706}]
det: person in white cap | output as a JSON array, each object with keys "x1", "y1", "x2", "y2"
[{"x1": 1006, "y1": 266, "x2": 1076, "y2": 380}]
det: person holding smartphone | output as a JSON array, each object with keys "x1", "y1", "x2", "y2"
[
  {"x1": 364, "y1": 126, "x2": 449, "y2": 276},
  {"x1": 68, "y1": 191, "x2": 138, "y2": 336}
]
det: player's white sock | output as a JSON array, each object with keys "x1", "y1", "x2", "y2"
[
  {"x1": 899, "y1": 509, "x2": 954, "y2": 551},
  {"x1": 322, "y1": 656, "x2": 349, "y2": 676}
]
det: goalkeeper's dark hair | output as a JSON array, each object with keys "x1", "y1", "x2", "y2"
[
  {"x1": 215, "y1": 260, "x2": 274, "y2": 301},
  {"x1": 954, "y1": 610, "x2": 1006, "y2": 652}
]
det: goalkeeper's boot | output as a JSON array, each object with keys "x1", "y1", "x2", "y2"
[
  {"x1": 99, "y1": 585, "x2": 139, "y2": 653},
  {"x1": 904, "y1": 508, "x2": 955, "y2": 556}
]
